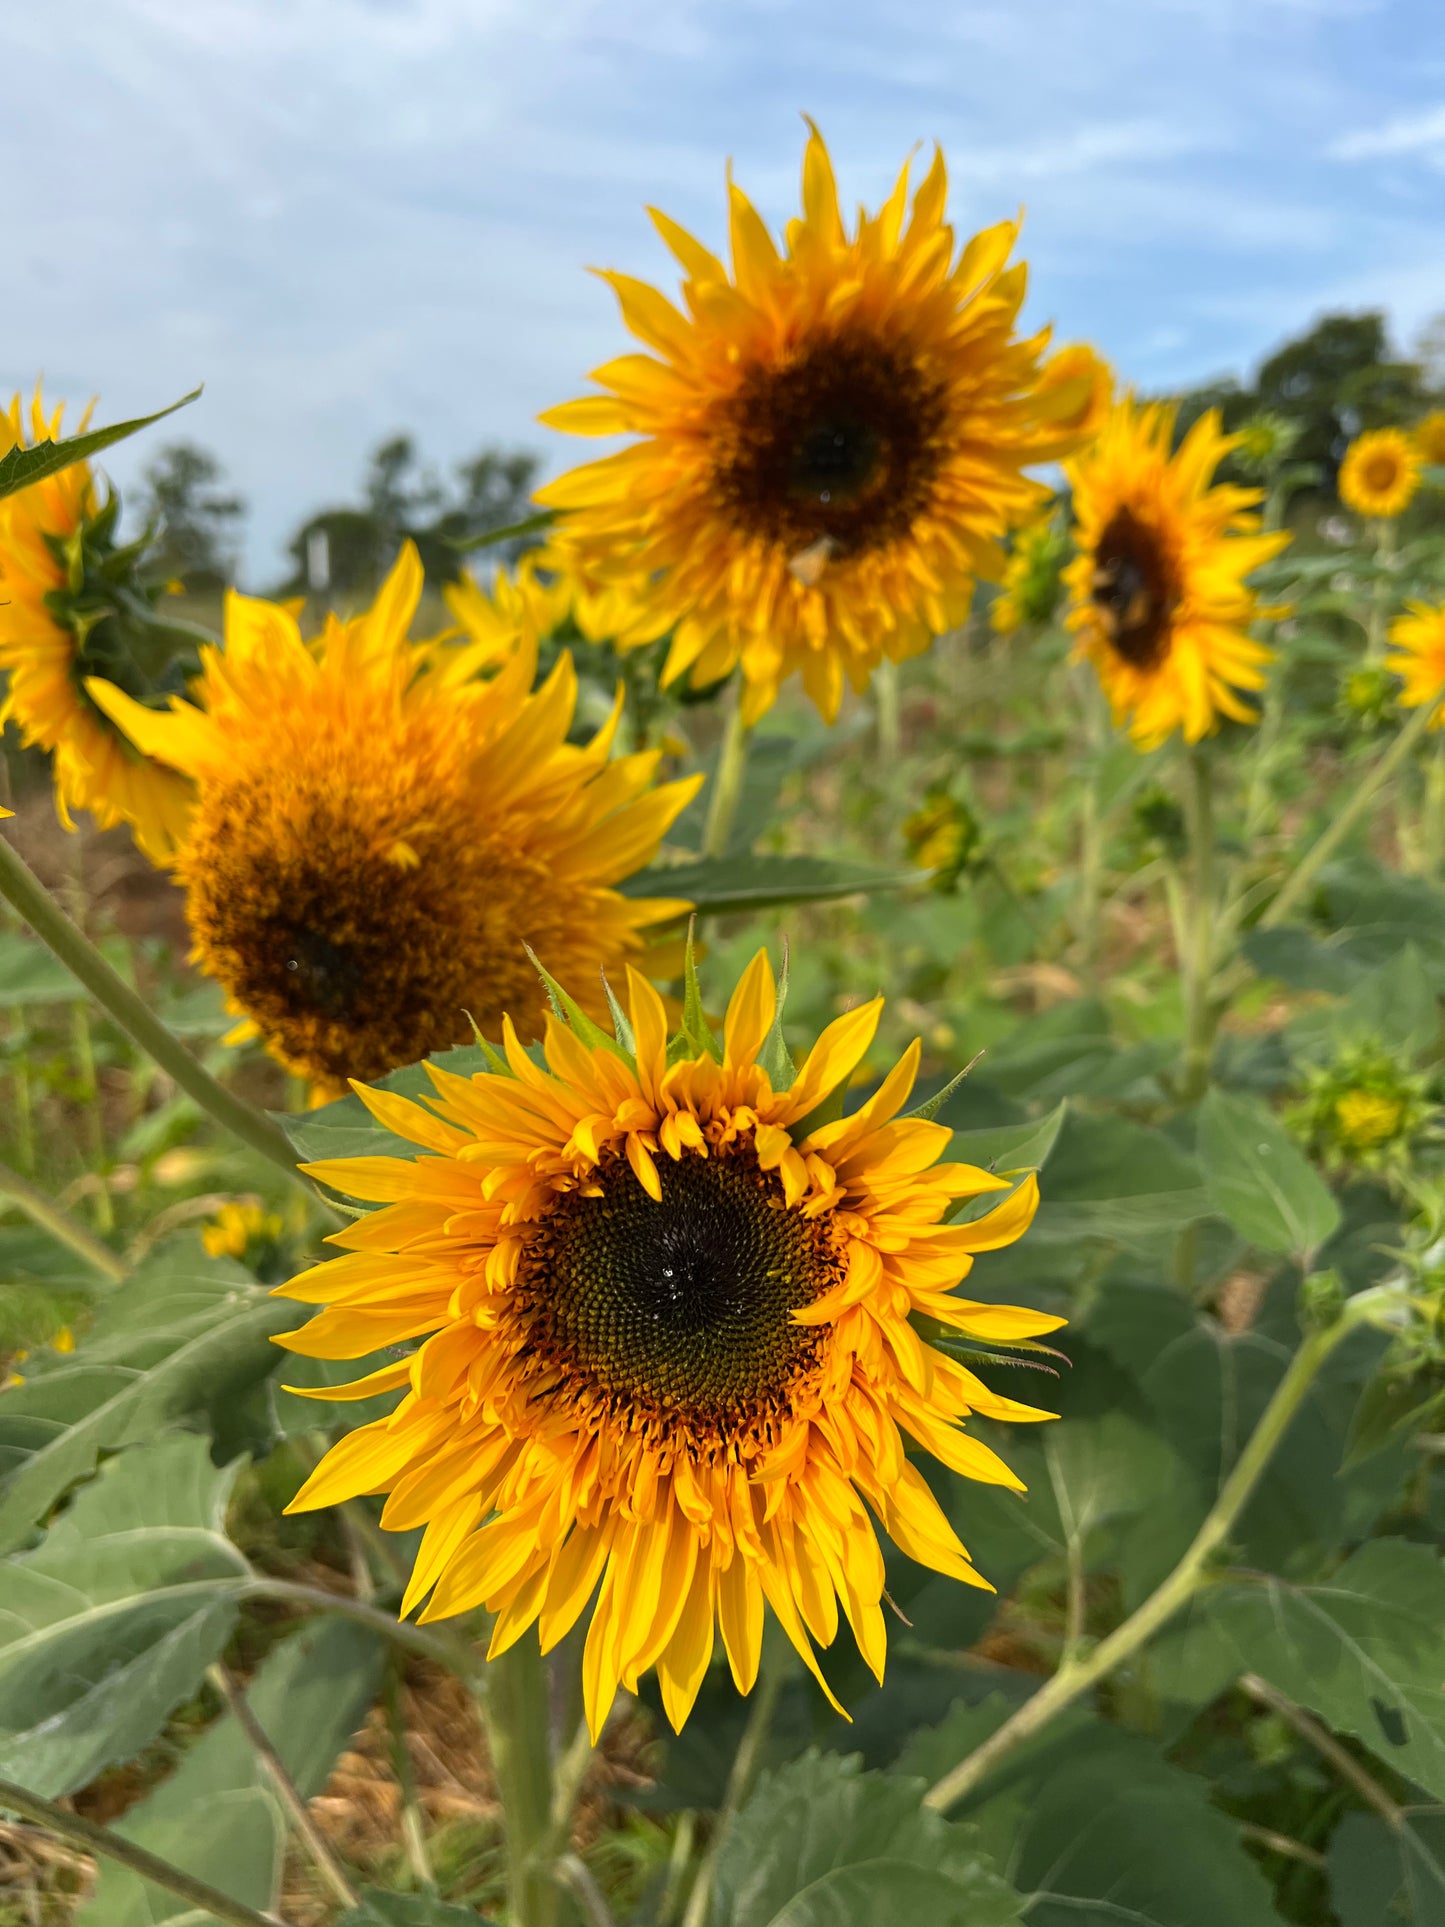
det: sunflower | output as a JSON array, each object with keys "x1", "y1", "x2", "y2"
[
  {"x1": 1063, "y1": 398, "x2": 1290, "y2": 749},
  {"x1": 1385, "y1": 600, "x2": 1445, "y2": 726},
  {"x1": 538, "y1": 123, "x2": 1097, "y2": 725},
  {"x1": 1416, "y1": 412, "x2": 1445, "y2": 467},
  {"x1": 1338, "y1": 428, "x2": 1420, "y2": 521},
  {"x1": 989, "y1": 505, "x2": 1069, "y2": 636},
  {"x1": 0, "y1": 388, "x2": 194, "y2": 861},
  {"x1": 444, "y1": 536, "x2": 669, "y2": 665},
  {"x1": 280, "y1": 951, "x2": 1059, "y2": 1736},
  {"x1": 88, "y1": 544, "x2": 700, "y2": 1089}
]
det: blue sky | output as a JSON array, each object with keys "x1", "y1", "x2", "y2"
[{"x1": 6, "y1": 0, "x2": 1445, "y2": 580}]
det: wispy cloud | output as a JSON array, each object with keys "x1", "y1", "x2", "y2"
[{"x1": 1329, "y1": 101, "x2": 1445, "y2": 160}]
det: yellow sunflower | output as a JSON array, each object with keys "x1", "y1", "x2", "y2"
[
  {"x1": 1385, "y1": 600, "x2": 1445, "y2": 727},
  {"x1": 538, "y1": 123, "x2": 1097, "y2": 725},
  {"x1": 444, "y1": 535, "x2": 669, "y2": 666},
  {"x1": 280, "y1": 951, "x2": 1059, "y2": 1736},
  {"x1": 88, "y1": 544, "x2": 700, "y2": 1089},
  {"x1": 1415, "y1": 411, "x2": 1445, "y2": 468},
  {"x1": 1338, "y1": 428, "x2": 1420, "y2": 521},
  {"x1": 0, "y1": 388, "x2": 193, "y2": 861},
  {"x1": 989, "y1": 506, "x2": 1069, "y2": 636},
  {"x1": 1063, "y1": 398, "x2": 1290, "y2": 749}
]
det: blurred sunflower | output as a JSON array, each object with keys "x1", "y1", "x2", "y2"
[
  {"x1": 989, "y1": 506, "x2": 1069, "y2": 636},
  {"x1": 1338, "y1": 428, "x2": 1420, "y2": 521},
  {"x1": 538, "y1": 122, "x2": 1097, "y2": 724},
  {"x1": 1385, "y1": 600, "x2": 1445, "y2": 726},
  {"x1": 88, "y1": 544, "x2": 700, "y2": 1089},
  {"x1": 1063, "y1": 399, "x2": 1290, "y2": 749},
  {"x1": 1414, "y1": 411, "x2": 1445, "y2": 467},
  {"x1": 0, "y1": 388, "x2": 194, "y2": 860},
  {"x1": 1291, "y1": 1044, "x2": 1436, "y2": 1173},
  {"x1": 444, "y1": 535, "x2": 670, "y2": 666},
  {"x1": 280, "y1": 952, "x2": 1059, "y2": 1736}
]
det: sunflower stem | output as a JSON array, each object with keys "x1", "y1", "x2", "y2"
[
  {"x1": 1176, "y1": 744, "x2": 1218, "y2": 1103},
  {"x1": 874, "y1": 656, "x2": 902, "y2": 764},
  {"x1": 1364, "y1": 517, "x2": 1396, "y2": 664},
  {"x1": 0, "y1": 828, "x2": 302, "y2": 1182},
  {"x1": 0, "y1": 1774, "x2": 297, "y2": 1927},
  {"x1": 484, "y1": 1632, "x2": 559, "y2": 1927},
  {"x1": 922, "y1": 1299, "x2": 1376, "y2": 1815},
  {"x1": 1259, "y1": 680, "x2": 1445, "y2": 934},
  {"x1": 0, "y1": 1156, "x2": 127, "y2": 1283},
  {"x1": 701, "y1": 688, "x2": 752, "y2": 859}
]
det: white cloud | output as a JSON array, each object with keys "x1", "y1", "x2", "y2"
[{"x1": 1329, "y1": 102, "x2": 1445, "y2": 162}]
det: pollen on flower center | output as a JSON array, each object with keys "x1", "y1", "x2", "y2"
[
  {"x1": 1091, "y1": 506, "x2": 1179, "y2": 670},
  {"x1": 710, "y1": 330, "x2": 949, "y2": 558},
  {"x1": 518, "y1": 1139, "x2": 836, "y2": 1431}
]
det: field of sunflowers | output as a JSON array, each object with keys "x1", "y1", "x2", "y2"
[{"x1": 4, "y1": 124, "x2": 1445, "y2": 1927}]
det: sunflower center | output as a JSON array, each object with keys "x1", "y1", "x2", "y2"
[
  {"x1": 1364, "y1": 455, "x2": 1399, "y2": 492},
  {"x1": 709, "y1": 330, "x2": 948, "y2": 559},
  {"x1": 282, "y1": 927, "x2": 366, "y2": 1023},
  {"x1": 520, "y1": 1140, "x2": 834, "y2": 1432},
  {"x1": 1091, "y1": 508, "x2": 1179, "y2": 670}
]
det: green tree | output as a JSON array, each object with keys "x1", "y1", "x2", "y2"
[{"x1": 135, "y1": 443, "x2": 246, "y2": 590}]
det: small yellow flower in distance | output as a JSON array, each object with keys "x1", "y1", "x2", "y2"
[
  {"x1": 203, "y1": 1201, "x2": 284, "y2": 1262},
  {"x1": 1413, "y1": 411, "x2": 1445, "y2": 467},
  {"x1": 1064, "y1": 398, "x2": 1290, "y2": 749},
  {"x1": 279, "y1": 950, "x2": 1060, "y2": 1736},
  {"x1": 88, "y1": 544, "x2": 701, "y2": 1089},
  {"x1": 539, "y1": 122, "x2": 1098, "y2": 724},
  {"x1": 1338, "y1": 428, "x2": 1420, "y2": 521},
  {"x1": 1386, "y1": 601, "x2": 1445, "y2": 727},
  {"x1": 0, "y1": 387, "x2": 193, "y2": 861},
  {"x1": 990, "y1": 508, "x2": 1069, "y2": 637},
  {"x1": 1334, "y1": 1089, "x2": 1406, "y2": 1152}
]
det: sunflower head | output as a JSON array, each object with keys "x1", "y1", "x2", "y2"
[
  {"x1": 1414, "y1": 411, "x2": 1445, "y2": 468},
  {"x1": 1338, "y1": 663, "x2": 1398, "y2": 732},
  {"x1": 0, "y1": 387, "x2": 196, "y2": 860},
  {"x1": 1063, "y1": 398, "x2": 1290, "y2": 749},
  {"x1": 1386, "y1": 601, "x2": 1445, "y2": 727},
  {"x1": 538, "y1": 123, "x2": 1099, "y2": 724},
  {"x1": 203, "y1": 1201, "x2": 288, "y2": 1280},
  {"x1": 989, "y1": 505, "x2": 1070, "y2": 636},
  {"x1": 1338, "y1": 428, "x2": 1421, "y2": 521},
  {"x1": 903, "y1": 788, "x2": 985, "y2": 891},
  {"x1": 1291, "y1": 1044, "x2": 1435, "y2": 1172},
  {"x1": 88, "y1": 544, "x2": 700, "y2": 1090},
  {"x1": 1233, "y1": 411, "x2": 1300, "y2": 475},
  {"x1": 280, "y1": 946, "x2": 1059, "y2": 1735}
]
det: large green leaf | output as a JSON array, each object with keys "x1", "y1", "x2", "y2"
[
  {"x1": 1197, "y1": 1088, "x2": 1341, "y2": 1260},
  {"x1": 710, "y1": 1752, "x2": 1020, "y2": 1927},
  {"x1": 0, "y1": 1235, "x2": 304, "y2": 1552},
  {"x1": 945, "y1": 1104, "x2": 1068, "y2": 1179},
  {"x1": 0, "y1": 389, "x2": 201, "y2": 500},
  {"x1": 1154, "y1": 1540, "x2": 1445, "y2": 1802},
  {"x1": 619, "y1": 853, "x2": 917, "y2": 915},
  {"x1": 0, "y1": 1433, "x2": 247, "y2": 1796},
  {"x1": 1328, "y1": 1809, "x2": 1445, "y2": 1927},
  {"x1": 901, "y1": 1701, "x2": 1280, "y2": 1927},
  {"x1": 1022, "y1": 1111, "x2": 1210, "y2": 1248},
  {"x1": 278, "y1": 1043, "x2": 490, "y2": 1165},
  {"x1": 339, "y1": 1897, "x2": 496, "y2": 1927},
  {"x1": 81, "y1": 1615, "x2": 385, "y2": 1926}
]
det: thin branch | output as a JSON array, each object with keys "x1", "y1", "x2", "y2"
[
  {"x1": 243, "y1": 1578, "x2": 485, "y2": 1682},
  {"x1": 555, "y1": 1852, "x2": 617, "y2": 1927},
  {"x1": 0, "y1": 1775, "x2": 295, "y2": 1927},
  {"x1": 1240, "y1": 1673, "x2": 1405, "y2": 1831},
  {"x1": 1237, "y1": 1819, "x2": 1328, "y2": 1871},
  {"x1": 0, "y1": 1158, "x2": 127, "y2": 1283},
  {"x1": 208, "y1": 1663, "x2": 360, "y2": 1911},
  {"x1": 385, "y1": 1661, "x2": 437, "y2": 1894}
]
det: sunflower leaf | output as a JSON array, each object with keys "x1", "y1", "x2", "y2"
[
  {"x1": 905, "y1": 1052, "x2": 985, "y2": 1122},
  {"x1": 620, "y1": 853, "x2": 918, "y2": 915},
  {"x1": 0, "y1": 389, "x2": 202, "y2": 502},
  {"x1": 444, "y1": 506, "x2": 558, "y2": 554}
]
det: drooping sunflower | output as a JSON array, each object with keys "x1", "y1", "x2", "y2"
[
  {"x1": 1063, "y1": 399, "x2": 1290, "y2": 749},
  {"x1": 280, "y1": 952, "x2": 1059, "y2": 1735},
  {"x1": 1385, "y1": 600, "x2": 1445, "y2": 726},
  {"x1": 538, "y1": 123, "x2": 1099, "y2": 725},
  {"x1": 0, "y1": 388, "x2": 194, "y2": 860},
  {"x1": 1415, "y1": 411, "x2": 1445, "y2": 468},
  {"x1": 88, "y1": 544, "x2": 700, "y2": 1089},
  {"x1": 1338, "y1": 428, "x2": 1420, "y2": 521}
]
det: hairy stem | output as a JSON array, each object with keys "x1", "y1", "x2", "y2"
[
  {"x1": 1240, "y1": 1672, "x2": 1405, "y2": 1831},
  {"x1": 0, "y1": 831, "x2": 301, "y2": 1180},
  {"x1": 0, "y1": 1774, "x2": 295, "y2": 1927},
  {"x1": 485, "y1": 1633, "x2": 558, "y2": 1927},
  {"x1": 1177, "y1": 745, "x2": 1218, "y2": 1102},
  {"x1": 702, "y1": 689, "x2": 752, "y2": 859},
  {"x1": 0, "y1": 1157, "x2": 127, "y2": 1282},
  {"x1": 246, "y1": 1577, "x2": 484, "y2": 1680},
  {"x1": 874, "y1": 656, "x2": 902, "y2": 764},
  {"x1": 923, "y1": 1308, "x2": 1365, "y2": 1814}
]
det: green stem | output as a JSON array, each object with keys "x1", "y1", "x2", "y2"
[
  {"x1": 923, "y1": 1306, "x2": 1365, "y2": 1814},
  {"x1": 1365, "y1": 518, "x2": 1396, "y2": 664},
  {"x1": 701, "y1": 688, "x2": 752, "y2": 859},
  {"x1": 0, "y1": 829, "x2": 300, "y2": 1180},
  {"x1": 247, "y1": 1578, "x2": 485, "y2": 1680},
  {"x1": 681, "y1": 1654, "x2": 784, "y2": 1927},
  {"x1": 1259, "y1": 681, "x2": 1445, "y2": 934},
  {"x1": 70, "y1": 1000, "x2": 113, "y2": 1233},
  {"x1": 874, "y1": 656, "x2": 902, "y2": 764},
  {"x1": 0, "y1": 1156, "x2": 127, "y2": 1281},
  {"x1": 1177, "y1": 745, "x2": 1218, "y2": 1103},
  {"x1": 385, "y1": 1660, "x2": 438, "y2": 1893},
  {"x1": 0, "y1": 1774, "x2": 296, "y2": 1927},
  {"x1": 485, "y1": 1633, "x2": 558, "y2": 1927}
]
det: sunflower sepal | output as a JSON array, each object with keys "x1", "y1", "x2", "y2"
[
  {"x1": 599, "y1": 973, "x2": 637, "y2": 1056},
  {"x1": 524, "y1": 945, "x2": 632, "y2": 1066},
  {"x1": 460, "y1": 1013, "x2": 514, "y2": 1079},
  {"x1": 903, "y1": 1052, "x2": 984, "y2": 1123},
  {"x1": 758, "y1": 948, "x2": 796, "y2": 1090},
  {"x1": 675, "y1": 924, "x2": 722, "y2": 1065}
]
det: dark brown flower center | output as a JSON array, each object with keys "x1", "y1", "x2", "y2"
[
  {"x1": 1091, "y1": 508, "x2": 1178, "y2": 670},
  {"x1": 708, "y1": 330, "x2": 949, "y2": 561},
  {"x1": 1364, "y1": 454, "x2": 1399, "y2": 492},
  {"x1": 517, "y1": 1140, "x2": 836, "y2": 1436}
]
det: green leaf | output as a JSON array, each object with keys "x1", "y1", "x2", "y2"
[
  {"x1": 1337, "y1": 942, "x2": 1440, "y2": 1057},
  {"x1": 1155, "y1": 1540, "x2": 1445, "y2": 1803},
  {"x1": 338, "y1": 1896, "x2": 495, "y2": 1927},
  {"x1": 0, "y1": 389, "x2": 201, "y2": 501},
  {"x1": 619, "y1": 854, "x2": 917, "y2": 915},
  {"x1": 901, "y1": 1702, "x2": 1280, "y2": 1927},
  {"x1": 1197, "y1": 1088, "x2": 1341, "y2": 1260},
  {"x1": 1328, "y1": 1809, "x2": 1445, "y2": 1927},
  {"x1": 277, "y1": 1044, "x2": 493, "y2": 1165},
  {"x1": 0, "y1": 1433, "x2": 248, "y2": 1797},
  {"x1": 444, "y1": 506, "x2": 558, "y2": 553},
  {"x1": 711, "y1": 1752, "x2": 1021, "y2": 1927},
  {"x1": 81, "y1": 1616, "x2": 385, "y2": 1926},
  {"x1": 0, "y1": 928, "x2": 135, "y2": 1008},
  {"x1": 945, "y1": 1104, "x2": 1067, "y2": 1176},
  {"x1": 1020, "y1": 1111, "x2": 1210, "y2": 1247},
  {"x1": 0, "y1": 1235, "x2": 305, "y2": 1551}
]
